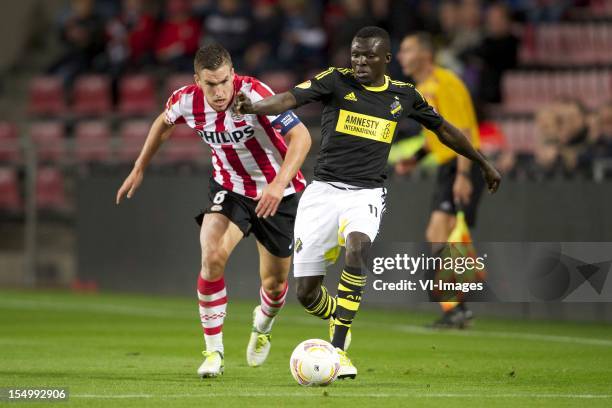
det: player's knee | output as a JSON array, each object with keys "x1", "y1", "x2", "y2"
[
  {"x1": 345, "y1": 232, "x2": 371, "y2": 268},
  {"x1": 296, "y1": 280, "x2": 319, "y2": 308},
  {"x1": 261, "y1": 276, "x2": 287, "y2": 298},
  {"x1": 201, "y1": 248, "x2": 228, "y2": 279}
]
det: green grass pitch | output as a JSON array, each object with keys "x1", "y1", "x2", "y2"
[{"x1": 1, "y1": 290, "x2": 611, "y2": 407}]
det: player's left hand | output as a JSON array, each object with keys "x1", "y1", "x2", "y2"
[
  {"x1": 480, "y1": 161, "x2": 501, "y2": 193},
  {"x1": 255, "y1": 180, "x2": 285, "y2": 218},
  {"x1": 453, "y1": 172, "x2": 473, "y2": 205}
]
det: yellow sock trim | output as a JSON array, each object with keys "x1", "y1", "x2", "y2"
[{"x1": 337, "y1": 297, "x2": 360, "y2": 311}]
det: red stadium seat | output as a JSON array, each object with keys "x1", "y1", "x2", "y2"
[
  {"x1": 27, "y1": 76, "x2": 66, "y2": 115},
  {"x1": 36, "y1": 166, "x2": 69, "y2": 211},
  {"x1": 29, "y1": 121, "x2": 66, "y2": 163},
  {"x1": 74, "y1": 120, "x2": 112, "y2": 163},
  {"x1": 258, "y1": 71, "x2": 297, "y2": 93},
  {"x1": 0, "y1": 167, "x2": 21, "y2": 212},
  {"x1": 163, "y1": 124, "x2": 205, "y2": 164},
  {"x1": 118, "y1": 74, "x2": 157, "y2": 115},
  {"x1": 165, "y1": 73, "x2": 195, "y2": 99},
  {"x1": 117, "y1": 120, "x2": 150, "y2": 163},
  {"x1": 0, "y1": 121, "x2": 20, "y2": 162},
  {"x1": 72, "y1": 75, "x2": 112, "y2": 115}
]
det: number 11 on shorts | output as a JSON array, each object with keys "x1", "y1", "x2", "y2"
[{"x1": 368, "y1": 204, "x2": 378, "y2": 217}]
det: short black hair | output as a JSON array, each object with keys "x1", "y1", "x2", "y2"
[
  {"x1": 354, "y1": 26, "x2": 391, "y2": 54},
  {"x1": 194, "y1": 43, "x2": 232, "y2": 73},
  {"x1": 406, "y1": 31, "x2": 435, "y2": 54}
]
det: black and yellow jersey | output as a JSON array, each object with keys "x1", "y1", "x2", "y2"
[{"x1": 290, "y1": 67, "x2": 443, "y2": 188}]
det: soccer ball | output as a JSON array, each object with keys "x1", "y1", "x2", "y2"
[{"x1": 289, "y1": 339, "x2": 341, "y2": 386}]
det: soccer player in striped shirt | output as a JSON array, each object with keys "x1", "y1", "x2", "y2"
[{"x1": 116, "y1": 43, "x2": 311, "y2": 378}]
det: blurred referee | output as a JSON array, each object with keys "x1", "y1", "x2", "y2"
[{"x1": 396, "y1": 32, "x2": 485, "y2": 328}]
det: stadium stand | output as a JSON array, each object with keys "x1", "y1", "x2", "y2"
[
  {"x1": 72, "y1": 75, "x2": 113, "y2": 116},
  {"x1": 36, "y1": 166, "x2": 68, "y2": 211},
  {"x1": 117, "y1": 119, "x2": 151, "y2": 163},
  {"x1": 74, "y1": 120, "x2": 113, "y2": 164},
  {"x1": 27, "y1": 76, "x2": 66, "y2": 116},
  {"x1": 0, "y1": 121, "x2": 20, "y2": 163},
  {"x1": 29, "y1": 122, "x2": 66, "y2": 164},
  {"x1": 0, "y1": 167, "x2": 22, "y2": 212},
  {"x1": 118, "y1": 74, "x2": 158, "y2": 116}
]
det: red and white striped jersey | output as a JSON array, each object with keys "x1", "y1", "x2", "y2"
[{"x1": 164, "y1": 74, "x2": 307, "y2": 198}]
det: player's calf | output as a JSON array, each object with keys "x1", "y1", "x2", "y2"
[
  {"x1": 331, "y1": 233, "x2": 370, "y2": 350},
  {"x1": 297, "y1": 276, "x2": 336, "y2": 320}
]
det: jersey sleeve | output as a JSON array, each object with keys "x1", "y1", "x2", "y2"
[
  {"x1": 289, "y1": 67, "x2": 337, "y2": 107},
  {"x1": 406, "y1": 88, "x2": 444, "y2": 130},
  {"x1": 248, "y1": 78, "x2": 302, "y2": 136},
  {"x1": 164, "y1": 87, "x2": 187, "y2": 125}
]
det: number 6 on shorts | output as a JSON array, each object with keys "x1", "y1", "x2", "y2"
[{"x1": 213, "y1": 190, "x2": 228, "y2": 204}]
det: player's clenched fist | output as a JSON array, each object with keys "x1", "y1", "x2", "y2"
[
  {"x1": 233, "y1": 91, "x2": 254, "y2": 114},
  {"x1": 116, "y1": 167, "x2": 144, "y2": 204},
  {"x1": 480, "y1": 161, "x2": 501, "y2": 193}
]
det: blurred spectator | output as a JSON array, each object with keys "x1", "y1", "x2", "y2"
[
  {"x1": 191, "y1": 0, "x2": 216, "y2": 19},
  {"x1": 200, "y1": 0, "x2": 253, "y2": 69},
  {"x1": 435, "y1": 0, "x2": 461, "y2": 72},
  {"x1": 155, "y1": 0, "x2": 201, "y2": 71},
  {"x1": 243, "y1": 0, "x2": 285, "y2": 74},
  {"x1": 384, "y1": 0, "x2": 428, "y2": 41},
  {"x1": 105, "y1": 0, "x2": 156, "y2": 76},
  {"x1": 437, "y1": 0, "x2": 483, "y2": 77},
  {"x1": 278, "y1": 0, "x2": 327, "y2": 73},
  {"x1": 532, "y1": 102, "x2": 564, "y2": 178},
  {"x1": 328, "y1": 0, "x2": 376, "y2": 67},
  {"x1": 531, "y1": 99, "x2": 591, "y2": 178},
  {"x1": 469, "y1": 2, "x2": 519, "y2": 103},
  {"x1": 49, "y1": 0, "x2": 106, "y2": 86},
  {"x1": 524, "y1": 0, "x2": 572, "y2": 22},
  {"x1": 578, "y1": 101, "x2": 612, "y2": 177}
]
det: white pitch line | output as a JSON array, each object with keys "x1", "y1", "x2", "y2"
[
  {"x1": 391, "y1": 324, "x2": 612, "y2": 347},
  {"x1": 71, "y1": 392, "x2": 612, "y2": 399},
  {"x1": 0, "y1": 298, "x2": 189, "y2": 319},
  {"x1": 1, "y1": 298, "x2": 611, "y2": 347},
  {"x1": 75, "y1": 394, "x2": 154, "y2": 399}
]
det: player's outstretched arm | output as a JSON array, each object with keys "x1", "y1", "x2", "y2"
[
  {"x1": 433, "y1": 119, "x2": 501, "y2": 193},
  {"x1": 255, "y1": 123, "x2": 311, "y2": 218},
  {"x1": 116, "y1": 113, "x2": 175, "y2": 204},
  {"x1": 234, "y1": 91, "x2": 297, "y2": 116}
]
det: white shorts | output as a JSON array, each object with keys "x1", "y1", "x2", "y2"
[{"x1": 293, "y1": 181, "x2": 386, "y2": 277}]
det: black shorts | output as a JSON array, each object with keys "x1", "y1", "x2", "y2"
[
  {"x1": 430, "y1": 157, "x2": 485, "y2": 226},
  {"x1": 195, "y1": 181, "x2": 298, "y2": 258}
]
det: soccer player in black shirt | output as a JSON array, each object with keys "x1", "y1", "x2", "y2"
[{"x1": 235, "y1": 26, "x2": 501, "y2": 379}]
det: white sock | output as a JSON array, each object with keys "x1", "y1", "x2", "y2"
[{"x1": 255, "y1": 283, "x2": 288, "y2": 333}]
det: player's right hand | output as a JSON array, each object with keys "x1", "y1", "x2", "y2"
[
  {"x1": 233, "y1": 91, "x2": 254, "y2": 114},
  {"x1": 116, "y1": 167, "x2": 144, "y2": 204}
]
